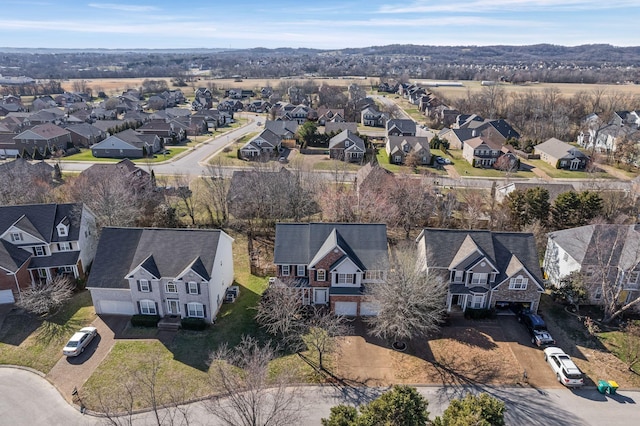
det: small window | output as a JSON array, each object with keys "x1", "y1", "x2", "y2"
[
  {"x1": 58, "y1": 242, "x2": 72, "y2": 251},
  {"x1": 563, "y1": 253, "x2": 569, "y2": 262},
  {"x1": 297, "y1": 265, "x2": 306, "y2": 277},
  {"x1": 139, "y1": 279, "x2": 150, "y2": 292},
  {"x1": 139, "y1": 300, "x2": 156, "y2": 315},
  {"x1": 34, "y1": 246, "x2": 46, "y2": 256},
  {"x1": 166, "y1": 282, "x2": 178, "y2": 293},
  {"x1": 281, "y1": 265, "x2": 290, "y2": 276},
  {"x1": 59, "y1": 266, "x2": 74, "y2": 274},
  {"x1": 317, "y1": 269, "x2": 326, "y2": 281},
  {"x1": 11, "y1": 232, "x2": 23, "y2": 242},
  {"x1": 594, "y1": 287, "x2": 603, "y2": 300},
  {"x1": 38, "y1": 268, "x2": 47, "y2": 278},
  {"x1": 628, "y1": 271, "x2": 640, "y2": 284},
  {"x1": 188, "y1": 281, "x2": 199, "y2": 295},
  {"x1": 187, "y1": 302, "x2": 205, "y2": 318},
  {"x1": 57, "y1": 225, "x2": 68, "y2": 237},
  {"x1": 337, "y1": 273, "x2": 354, "y2": 284},
  {"x1": 453, "y1": 270, "x2": 464, "y2": 283}
]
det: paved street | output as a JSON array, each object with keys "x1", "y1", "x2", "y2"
[{"x1": 2, "y1": 367, "x2": 638, "y2": 426}]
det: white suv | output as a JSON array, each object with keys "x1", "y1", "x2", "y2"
[{"x1": 543, "y1": 347, "x2": 584, "y2": 387}]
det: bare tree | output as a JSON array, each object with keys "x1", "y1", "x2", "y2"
[
  {"x1": 619, "y1": 321, "x2": 640, "y2": 374},
  {"x1": 302, "y1": 308, "x2": 350, "y2": 371},
  {"x1": 17, "y1": 275, "x2": 74, "y2": 316},
  {"x1": 0, "y1": 160, "x2": 54, "y2": 206},
  {"x1": 255, "y1": 283, "x2": 307, "y2": 350},
  {"x1": 389, "y1": 175, "x2": 435, "y2": 239},
  {"x1": 168, "y1": 174, "x2": 197, "y2": 226},
  {"x1": 202, "y1": 161, "x2": 230, "y2": 226},
  {"x1": 364, "y1": 244, "x2": 447, "y2": 344},
  {"x1": 207, "y1": 336, "x2": 305, "y2": 426}
]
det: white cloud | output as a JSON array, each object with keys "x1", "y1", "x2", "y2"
[{"x1": 378, "y1": 0, "x2": 638, "y2": 13}]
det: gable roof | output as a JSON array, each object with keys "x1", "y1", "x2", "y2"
[
  {"x1": 274, "y1": 223, "x2": 388, "y2": 270},
  {"x1": 0, "y1": 203, "x2": 83, "y2": 244},
  {"x1": 325, "y1": 122, "x2": 358, "y2": 134},
  {"x1": 386, "y1": 119, "x2": 416, "y2": 135},
  {"x1": 0, "y1": 239, "x2": 32, "y2": 273},
  {"x1": 418, "y1": 228, "x2": 543, "y2": 287},
  {"x1": 535, "y1": 138, "x2": 588, "y2": 160},
  {"x1": 329, "y1": 129, "x2": 365, "y2": 151},
  {"x1": 264, "y1": 120, "x2": 298, "y2": 137},
  {"x1": 386, "y1": 135, "x2": 431, "y2": 156},
  {"x1": 86, "y1": 227, "x2": 225, "y2": 289},
  {"x1": 14, "y1": 123, "x2": 69, "y2": 140}
]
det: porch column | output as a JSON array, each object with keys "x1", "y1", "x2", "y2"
[{"x1": 447, "y1": 294, "x2": 452, "y2": 312}]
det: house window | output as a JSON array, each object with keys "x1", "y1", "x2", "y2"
[
  {"x1": 281, "y1": 265, "x2": 290, "y2": 276},
  {"x1": 317, "y1": 269, "x2": 326, "y2": 281},
  {"x1": 188, "y1": 281, "x2": 199, "y2": 295},
  {"x1": 139, "y1": 279, "x2": 150, "y2": 292},
  {"x1": 453, "y1": 270, "x2": 464, "y2": 283},
  {"x1": 187, "y1": 302, "x2": 205, "y2": 318},
  {"x1": 139, "y1": 300, "x2": 156, "y2": 315},
  {"x1": 594, "y1": 287, "x2": 603, "y2": 300},
  {"x1": 38, "y1": 268, "x2": 47, "y2": 278},
  {"x1": 628, "y1": 271, "x2": 640, "y2": 284},
  {"x1": 563, "y1": 253, "x2": 569, "y2": 262},
  {"x1": 59, "y1": 266, "x2": 74, "y2": 274},
  {"x1": 365, "y1": 270, "x2": 384, "y2": 281},
  {"x1": 57, "y1": 225, "x2": 68, "y2": 237},
  {"x1": 33, "y1": 246, "x2": 46, "y2": 256},
  {"x1": 471, "y1": 273, "x2": 488, "y2": 285},
  {"x1": 166, "y1": 282, "x2": 178, "y2": 293},
  {"x1": 394, "y1": 155, "x2": 402, "y2": 163},
  {"x1": 58, "y1": 242, "x2": 72, "y2": 251},
  {"x1": 11, "y1": 232, "x2": 23, "y2": 242},
  {"x1": 297, "y1": 265, "x2": 306, "y2": 277},
  {"x1": 337, "y1": 273, "x2": 354, "y2": 284},
  {"x1": 509, "y1": 276, "x2": 528, "y2": 290}
]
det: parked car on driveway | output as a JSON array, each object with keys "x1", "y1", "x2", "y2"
[
  {"x1": 519, "y1": 310, "x2": 555, "y2": 347},
  {"x1": 543, "y1": 347, "x2": 584, "y2": 387},
  {"x1": 62, "y1": 326, "x2": 97, "y2": 357}
]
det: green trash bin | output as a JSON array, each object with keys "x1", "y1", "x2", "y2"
[{"x1": 597, "y1": 380, "x2": 609, "y2": 394}]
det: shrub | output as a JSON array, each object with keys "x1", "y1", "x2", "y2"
[
  {"x1": 181, "y1": 317, "x2": 207, "y2": 330},
  {"x1": 131, "y1": 314, "x2": 160, "y2": 327},
  {"x1": 464, "y1": 308, "x2": 496, "y2": 320}
]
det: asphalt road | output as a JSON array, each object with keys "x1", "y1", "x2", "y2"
[{"x1": 2, "y1": 367, "x2": 638, "y2": 426}]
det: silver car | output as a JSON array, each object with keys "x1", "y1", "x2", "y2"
[
  {"x1": 543, "y1": 347, "x2": 584, "y2": 387},
  {"x1": 63, "y1": 326, "x2": 98, "y2": 357}
]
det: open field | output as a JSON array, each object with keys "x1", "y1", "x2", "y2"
[{"x1": 61, "y1": 77, "x2": 640, "y2": 100}]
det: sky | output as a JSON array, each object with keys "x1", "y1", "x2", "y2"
[{"x1": 0, "y1": 0, "x2": 636, "y2": 50}]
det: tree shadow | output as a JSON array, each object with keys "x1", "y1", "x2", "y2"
[{"x1": 0, "y1": 309, "x2": 42, "y2": 346}]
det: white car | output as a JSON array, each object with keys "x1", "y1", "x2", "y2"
[
  {"x1": 63, "y1": 326, "x2": 98, "y2": 357},
  {"x1": 543, "y1": 347, "x2": 584, "y2": 387}
]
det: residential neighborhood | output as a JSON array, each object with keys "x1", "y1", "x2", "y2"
[{"x1": 2, "y1": 72, "x2": 640, "y2": 426}]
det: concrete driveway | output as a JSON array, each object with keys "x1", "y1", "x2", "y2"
[{"x1": 46, "y1": 315, "x2": 129, "y2": 401}]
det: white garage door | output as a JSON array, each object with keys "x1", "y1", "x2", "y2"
[
  {"x1": 334, "y1": 301, "x2": 358, "y2": 316},
  {"x1": 0, "y1": 290, "x2": 15, "y2": 304},
  {"x1": 99, "y1": 300, "x2": 135, "y2": 315},
  {"x1": 359, "y1": 302, "x2": 379, "y2": 316}
]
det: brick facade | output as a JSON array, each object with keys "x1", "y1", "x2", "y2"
[
  {"x1": 491, "y1": 279, "x2": 542, "y2": 312},
  {"x1": 330, "y1": 294, "x2": 362, "y2": 315},
  {"x1": 0, "y1": 262, "x2": 31, "y2": 296},
  {"x1": 309, "y1": 250, "x2": 345, "y2": 287}
]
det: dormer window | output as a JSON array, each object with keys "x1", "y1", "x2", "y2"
[
  {"x1": 10, "y1": 232, "x2": 23, "y2": 242},
  {"x1": 57, "y1": 223, "x2": 69, "y2": 237}
]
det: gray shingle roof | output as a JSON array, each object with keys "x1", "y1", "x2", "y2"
[
  {"x1": 0, "y1": 203, "x2": 82, "y2": 244},
  {"x1": 86, "y1": 227, "x2": 223, "y2": 290},
  {"x1": 419, "y1": 228, "x2": 543, "y2": 287},
  {"x1": 274, "y1": 223, "x2": 388, "y2": 270},
  {"x1": 535, "y1": 138, "x2": 588, "y2": 160}
]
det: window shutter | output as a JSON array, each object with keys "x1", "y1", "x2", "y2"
[
  {"x1": 203, "y1": 304, "x2": 207, "y2": 318},
  {"x1": 137, "y1": 301, "x2": 141, "y2": 313},
  {"x1": 185, "y1": 304, "x2": 189, "y2": 317},
  {"x1": 315, "y1": 270, "x2": 317, "y2": 281},
  {"x1": 148, "y1": 282, "x2": 152, "y2": 292},
  {"x1": 186, "y1": 282, "x2": 190, "y2": 293},
  {"x1": 154, "y1": 302, "x2": 158, "y2": 314},
  {"x1": 137, "y1": 280, "x2": 141, "y2": 291},
  {"x1": 57, "y1": 243, "x2": 61, "y2": 251},
  {"x1": 197, "y1": 283, "x2": 201, "y2": 294},
  {"x1": 32, "y1": 248, "x2": 37, "y2": 256},
  {"x1": 69, "y1": 242, "x2": 73, "y2": 250},
  {"x1": 353, "y1": 274, "x2": 356, "y2": 284}
]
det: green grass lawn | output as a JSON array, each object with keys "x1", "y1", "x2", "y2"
[
  {"x1": 376, "y1": 149, "x2": 446, "y2": 175},
  {"x1": 63, "y1": 147, "x2": 189, "y2": 163},
  {"x1": 523, "y1": 158, "x2": 613, "y2": 179},
  {"x1": 81, "y1": 231, "x2": 316, "y2": 410},
  {"x1": 446, "y1": 149, "x2": 536, "y2": 178},
  {"x1": 312, "y1": 159, "x2": 362, "y2": 171},
  {"x1": 0, "y1": 291, "x2": 96, "y2": 373},
  {"x1": 209, "y1": 131, "x2": 260, "y2": 166}
]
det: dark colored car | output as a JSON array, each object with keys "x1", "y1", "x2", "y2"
[{"x1": 519, "y1": 311, "x2": 556, "y2": 347}]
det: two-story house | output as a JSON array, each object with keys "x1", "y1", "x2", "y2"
[
  {"x1": 544, "y1": 224, "x2": 640, "y2": 307},
  {"x1": 386, "y1": 119, "x2": 416, "y2": 137},
  {"x1": 462, "y1": 131, "x2": 516, "y2": 168},
  {"x1": 360, "y1": 106, "x2": 387, "y2": 127},
  {"x1": 417, "y1": 228, "x2": 544, "y2": 313},
  {"x1": 0, "y1": 203, "x2": 98, "y2": 304},
  {"x1": 329, "y1": 130, "x2": 365, "y2": 162},
  {"x1": 273, "y1": 223, "x2": 389, "y2": 316},
  {"x1": 239, "y1": 129, "x2": 281, "y2": 160},
  {"x1": 87, "y1": 228, "x2": 234, "y2": 323}
]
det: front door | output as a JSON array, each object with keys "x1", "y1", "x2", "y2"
[
  {"x1": 167, "y1": 299, "x2": 180, "y2": 315},
  {"x1": 314, "y1": 288, "x2": 328, "y2": 305}
]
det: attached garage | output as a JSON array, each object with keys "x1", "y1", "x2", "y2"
[
  {"x1": 0, "y1": 289, "x2": 15, "y2": 304},
  {"x1": 98, "y1": 300, "x2": 135, "y2": 315},
  {"x1": 334, "y1": 301, "x2": 358, "y2": 316},
  {"x1": 359, "y1": 302, "x2": 379, "y2": 316}
]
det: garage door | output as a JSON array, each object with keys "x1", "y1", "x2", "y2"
[
  {"x1": 334, "y1": 301, "x2": 358, "y2": 316},
  {"x1": 0, "y1": 290, "x2": 15, "y2": 304},
  {"x1": 359, "y1": 302, "x2": 379, "y2": 316},
  {"x1": 99, "y1": 300, "x2": 135, "y2": 315}
]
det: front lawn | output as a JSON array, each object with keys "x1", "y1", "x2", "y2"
[
  {"x1": 523, "y1": 158, "x2": 613, "y2": 179},
  {"x1": 0, "y1": 291, "x2": 96, "y2": 373},
  {"x1": 448, "y1": 149, "x2": 535, "y2": 178},
  {"x1": 376, "y1": 149, "x2": 446, "y2": 175},
  {"x1": 63, "y1": 147, "x2": 189, "y2": 163}
]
